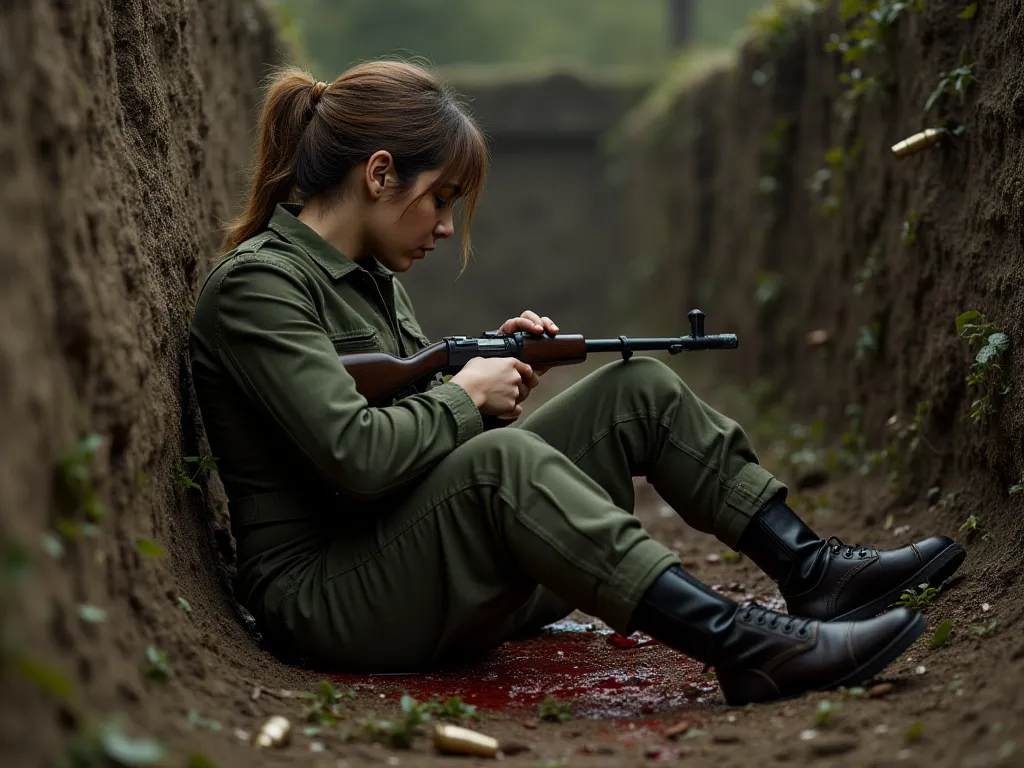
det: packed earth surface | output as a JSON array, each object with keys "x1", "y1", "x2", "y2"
[{"x1": 3, "y1": 1, "x2": 1024, "y2": 767}]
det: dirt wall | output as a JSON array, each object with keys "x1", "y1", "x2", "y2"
[
  {"x1": 622, "y1": 1, "x2": 1024, "y2": 502},
  {"x1": 0, "y1": 1, "x2": 288, "y2": 765}
]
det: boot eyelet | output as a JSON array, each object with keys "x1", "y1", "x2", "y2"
[
  {"x1": 798, "y1": 628, "x2": 809, "y2": 638},
  {"x1": 843, "y1": 551, "x2": 853, "y2": 559},
  {"x1": 756, "y1": 616, "x2": 765, "y2": 625}
]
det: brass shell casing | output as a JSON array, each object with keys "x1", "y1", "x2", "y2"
[
  {"x1": 255, "y1": 715, "x2": 292, "y2": 748},
  {"x1": 891, "y1": 128, "x2": 946, "y2": 158},
  {"x1": 433, "y1": 723, "x2": 499, "y2": 758}
]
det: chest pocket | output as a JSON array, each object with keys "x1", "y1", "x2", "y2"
[
  {"x1": 394, "y1": 310, "x2": 432, "y2": 353},
  {"x1": 329, "y1": 327, "x2": 380, "y2": 355}
]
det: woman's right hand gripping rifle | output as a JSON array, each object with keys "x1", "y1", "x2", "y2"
[{"x1": 451, "y1": 357, "x2": 540, "y2": 421}]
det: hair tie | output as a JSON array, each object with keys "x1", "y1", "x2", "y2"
[{"x1": 310, "y1": 80, "x2": 328, "y2": 106}]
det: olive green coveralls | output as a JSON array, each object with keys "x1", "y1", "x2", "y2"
[{"x1": 189, "y1": 204, "x2": 786, "y2": 672}]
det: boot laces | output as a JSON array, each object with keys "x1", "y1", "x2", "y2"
[
  {"x1": 739, "y1": 603, "x2": 811, "y2": 637},
  {"x1": 826, "y1": 535, "x2": 873, "y2": 559}
]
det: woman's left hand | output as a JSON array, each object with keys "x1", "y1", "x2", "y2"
[
  {"x1": 488, "y1": 311, "x2": 557, "y2": 420},
  {"x1": 496, "y1": 311, "x2": 559, "y2": 378}
]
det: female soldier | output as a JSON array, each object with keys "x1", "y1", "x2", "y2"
[{"x1": 189, "y1": 61, "x2": 965, "y2": 706}]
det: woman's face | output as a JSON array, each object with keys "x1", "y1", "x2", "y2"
[{"x1": 365, "y1": 168, "x2": 460, "y2": 273}]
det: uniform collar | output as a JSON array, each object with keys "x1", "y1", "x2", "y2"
[{"x1": 268, "y1": 203, "x2": 393, "y2": 281}]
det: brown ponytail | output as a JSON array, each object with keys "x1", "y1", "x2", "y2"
[{"x1": 221, "y1": 61, "x2": 489, "y2": 268}]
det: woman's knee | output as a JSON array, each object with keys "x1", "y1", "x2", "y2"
[
  {"x1": 599, "y1": 356, "x2": 691, "y2": 406},
  {"x1": 454, "y1": 427, "x2": 554, "y2": 470}
]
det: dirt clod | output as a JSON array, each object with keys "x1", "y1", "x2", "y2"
[
  {"x1": 808, "y1": 736, "x2": 859, "y2": 757},
  {"x1": 869, "y1": 683, "x2": 896, "y2": 699}
]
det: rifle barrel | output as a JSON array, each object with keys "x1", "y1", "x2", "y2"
[{"x1": 586, "y1": 335, "x2": 738, "y2": 354}]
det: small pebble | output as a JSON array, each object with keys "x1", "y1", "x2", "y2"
[
  {"x1": 982, "y1": 602, "x2": 991, "y2": 612},
  {"x1": 868, "y1": 683, "x2": 895, "y2": 698},
  {"x1": 809, "y1": 736, "x2": 858, "y2": 756},
  {"x1": 915, "y1": 665, "x2": 926, "y2": 675},
  {"x1": 712, "y1": 728, "x2": 742, "y2": 744},
  {"x1": 874, "y1": 724, "x2": 889, "y2": 735},
  {"x1": 310, "y1": 742, "x2": 325, "y2": 753},
  {"x1": 522, "y1": 720, "x2": 538, "y2": 730},
  {"x1": 664, "y1": 720, "x2": 691, "y2": 739},
  {"x1": 806, "y1": 329, "x2": 829, "y2": 346},
  {"x1": 800, "y1": 729, "x2": 818, "y2": 741},
  {"x1": 234, "y1": 728, "x2": 251, "y2": 742}
]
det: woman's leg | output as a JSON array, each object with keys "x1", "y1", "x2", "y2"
[
  {"x1": 515, "y1": 357, "x2": 965, "y2": 624},
  {"x1": 272, "y1": 428, "x2": 679, "y2": 672},
  {"x1": 515, "y1": 356, "x2": 783, "y2": 548}
]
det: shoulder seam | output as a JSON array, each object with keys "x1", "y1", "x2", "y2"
[{"x1": 211, "y1": 253, "x2": 311, "y2": 359}]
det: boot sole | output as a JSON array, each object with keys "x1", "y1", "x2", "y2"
[
  {"x1": 829, "y1": 610, "x2": 925, "y2": 690},
  {"x1": 828, "y1": 542, "x2": 967, "y2": 623}
]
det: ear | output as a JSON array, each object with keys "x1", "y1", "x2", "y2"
[{"x1": 364, "y1": 150, "x2": 397, "y2": 199}]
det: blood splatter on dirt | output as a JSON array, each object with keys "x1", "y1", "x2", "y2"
[{"x1": 330, "y1": 620, "x2": 718, "y2": 718}]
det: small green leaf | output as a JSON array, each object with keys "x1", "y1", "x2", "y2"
[
  {"x1": 77, "y1": 604, "x2": 107, "y2": 623},
  {"x1": 303, "y1": 726, "x2": 321, "y2": 737},
  {"x1": 99, "y1": 721, "x2": 166, "y2": 766},
  {"x1": 142, "y1": 646, "x2": 173, "y2": 683},
  {"x1": 956, "y1": 310, "x2": 981, "y2": 334},
  {"x1": 400, "y1": 694, "x2": 417, "y2": 714},
  {"x1": 815, "y1": 699, "x2": 835, "y2": 727},
  {"x1": 42, "y1": 532, "x2": 64, "y2": 558},
  {"x1": 975, "y1": 344, "x2": 998, "y2": 365},
  {"x1": 15, "y1": 656, "x2": 74, "y2": 700},
  {"x1": 136, "y1": 539, "x2": 166, "y2": 559},
  {"x1": 959, "y1": 3, "x2": 977, "y2": 19},
  {"x1": 988, "y1": 332, "x2": 1010, "y2": 353},
  {"x1": 186, "y1": 709, "x2": 222, "y2": 733},
  {"x1": 932, "y1": 619, "x2": 954, "y2": 647},
  {"x1": 905, "y1": 721, "x2": 925, "y2": 742},
  {"x1": 55, "y1": 519, "x2": 81, "y2": 540},
  {"x1": 176, "y1": 596, "x2": 192, "y2": 612},
  {"x1": 187, "y1": 754, "x2": 217, "y2": 768}
]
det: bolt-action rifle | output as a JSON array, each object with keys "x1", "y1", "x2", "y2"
[{"x1": 339, "y1": 309, "x2": 738, "y2": 404}]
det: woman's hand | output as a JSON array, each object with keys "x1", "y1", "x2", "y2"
[
  {"x1": 497, "y1": 310, "x2": 559, "y2": 339},
  {"x1": 451, "y1": 357, "x2": 539, "y2": 420},
  {"x1": 497, "y1": 310, "x2": 559, "y2": 377}
]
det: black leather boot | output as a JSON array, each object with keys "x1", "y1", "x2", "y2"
[
  {"x1": 738, "y1": 496, "x2": 967, "y2": 622},
  {"x1": 631, "y1": 565, "x2": 925, "y2": 706}
]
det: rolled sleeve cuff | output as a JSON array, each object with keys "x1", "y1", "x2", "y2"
[{"x1": 423, "y1": 381, "x2": 484, "y2": 446}]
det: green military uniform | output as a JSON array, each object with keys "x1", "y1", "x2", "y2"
[{"x1": 189, "y1": 203, "x2": 786, "y2": 672}]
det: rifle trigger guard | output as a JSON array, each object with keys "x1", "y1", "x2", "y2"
[{"x1": 618, "y1": 335, "x2": 633, "y2": 361}]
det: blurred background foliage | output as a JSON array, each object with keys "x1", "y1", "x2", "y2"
[{"x1": 268, "y1": 0, "x2": 768, "y2": 77}]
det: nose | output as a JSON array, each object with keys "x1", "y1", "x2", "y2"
[{"x1": 434, "y1": 209, "x2": 454, "y2": 240}]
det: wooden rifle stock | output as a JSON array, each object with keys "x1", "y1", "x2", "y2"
[{"x1": 340, "y1": 343, "x2": 449, "y2": 403}]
